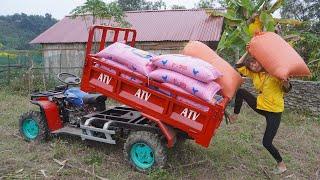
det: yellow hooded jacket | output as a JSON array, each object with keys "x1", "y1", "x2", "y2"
[{"x1": 237, "y1": 66, "x2": 285, "y2": 112}]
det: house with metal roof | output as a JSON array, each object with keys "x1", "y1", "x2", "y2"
[{"x1": 30, "y1": 9, "x2": 224, "y2": 75}]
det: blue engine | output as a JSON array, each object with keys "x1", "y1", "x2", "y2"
[{"x1": 64, "y1": 87, "x2": 88, "y2": 107}]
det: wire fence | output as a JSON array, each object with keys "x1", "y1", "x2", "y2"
[{"x1": 0, "y1": 50, "x2": 83, "y2": 93}]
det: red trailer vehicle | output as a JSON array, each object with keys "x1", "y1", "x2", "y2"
[{"x1": 19, "y1": 25, "x2": 229, "y2": 172}]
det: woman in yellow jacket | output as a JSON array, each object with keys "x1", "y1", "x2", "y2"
[{"x1": 230, "y1": 52, "x2": 291, "y2": 174}]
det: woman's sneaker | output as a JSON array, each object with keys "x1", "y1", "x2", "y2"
[
  {"x1": 272, "y1": 166, "x2": 287, "y2": 175},
  {"x1": 229, "y1": 114, "x2": 238, "y2": 124}
]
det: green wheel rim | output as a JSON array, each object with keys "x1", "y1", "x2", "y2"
[
  {"x1": 130, "y1": 143, "x2": 155, "y2": 169},
  {"x1": 22, "y1": 119, "x2": 39, "y2": 140}
]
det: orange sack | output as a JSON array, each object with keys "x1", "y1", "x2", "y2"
[
  {"x1": 182, "y1": 41, "x2": 243, "y2": 99},
  {"x1": 248, "y1": 32, "x2": 311, "y2": 80}
]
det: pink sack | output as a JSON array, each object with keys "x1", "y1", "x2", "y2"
[
  {"x1": 159, "y1": 83, "x2": 209, "y2": 111},
  {"x1": 151, "y1": 54, "x2": 222, "y2": 83},
  {"x1": 160, "y1": 83, "x2": 224, "y2": 111},
  {"x1": 149, "y1": 69, "x2": 221, "y2": 102},
  {"x1": 96, "y1": 42, "x2": 155, "y2": 76},
  {"x1": 162, "y1": 83, "x2": 223, "y2": 103},
  {"x1": 182, "y1": 41, "x2": 243, "y2": 99},
  {"x1": 99, "y1": 59, "x2": 142, "y2": 84}
]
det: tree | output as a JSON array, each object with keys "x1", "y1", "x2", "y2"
[
  {"x1": 171, "y1": 5, "x2": 186, "y2": 10},
  {"x1": 195, "y1": 0, "x2": 221, "y2": 9},
  {"x1": 117, "y1": 0, "x2": 166, "y2": 11},
  {"x1": 118, "y1": 0, "x2": 144, "y2": 11},
  {"x1": 70, "y1": 0, "x2": 128, "y2": 27},
  {"x1": 196, "y1": 0, "x2": 213, "y2": 8},
  {"x1": 150, "y1": 0, "x2": 166, "y2": 10},
  {"x1": 206, "y1": 0, "x2": 301, "y2": 61},
  {"x1": 281, "y1": 0, "x2": 320, "y2": 80},
  {"x1": 0, "y1": 13, "x2": 57, "y2": 50},
  {"x1": 281, "y1": 0, "x2": 319, "y2": 34},
  {"x1": 281, "y1": 0, "x2": 319, "y2": 21}
]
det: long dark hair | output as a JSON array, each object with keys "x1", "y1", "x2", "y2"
[{"x1": 244, "y1": 54, "x2": 265, "y2": 72}]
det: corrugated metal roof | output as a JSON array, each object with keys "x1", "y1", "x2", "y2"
[{"x1": 30, "y1": 9, "x2": 224, "y2": 44}]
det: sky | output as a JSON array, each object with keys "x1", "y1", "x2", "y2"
[{"x1": 0, "y1": 0, "x2": 200, "y2": 20}]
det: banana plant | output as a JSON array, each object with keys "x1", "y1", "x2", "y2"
[{"x1": 206, "y1": 0, "x2": 302, "y2": 59}]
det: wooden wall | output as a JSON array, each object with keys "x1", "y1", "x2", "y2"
[
  {"x1": 135, "y1": 41, "x2": 188, "y2": 55},
  {"x1": 42, "y1": 43, "x2": 86, "y2": 76}
]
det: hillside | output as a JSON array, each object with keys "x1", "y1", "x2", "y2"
[{"x1": 0, "y1": 13, "x2": 57, "y2": 50}]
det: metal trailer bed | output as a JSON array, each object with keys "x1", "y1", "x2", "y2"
[{"x1": 80, "y1": 25, "x2": 229, "y2": 148}]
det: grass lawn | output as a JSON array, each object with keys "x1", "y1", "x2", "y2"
[{"x1": 0, "y1": 89, "x2": 319, "y2": 179}]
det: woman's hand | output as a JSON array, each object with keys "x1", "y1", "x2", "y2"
[
  {"x1": 282, "y1": 79, "x2": 289, "y2": 87},
  {"x1": 236, "y1": 52, "x2": 248, "y2": 65},
  {"x1": 282, "y1": 79, "x2": 292, "y2": 93}
]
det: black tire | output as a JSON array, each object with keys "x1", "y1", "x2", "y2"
[
  {"x1": 123, "y1": 131, "x2": 167, "y2": 172},
  {"x1": 19, "y1": 111, "x2": 49, "y2": 142},
  {"x1": 174, "y1": 136, "x2": 187, "y2": 148},
  {"x1": 173, "y1": 131, "x2": 190, "y2": 149}
]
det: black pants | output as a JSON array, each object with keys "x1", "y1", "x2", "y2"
[{"x1": 234, "y1": 88, "x2": 283, "y2": 163}]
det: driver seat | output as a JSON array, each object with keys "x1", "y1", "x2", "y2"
[
  {"x1": 64, "y1": 88, "x2": 106, "y2": 111},
  {"x1": 83, "y1": 94, "x2": 106, "y2": 104}
]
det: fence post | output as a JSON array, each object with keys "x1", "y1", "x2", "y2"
[
  {"x1": 59, "y1": 52, "x2": 62, "y2": 73},
  {"x1": 7, "y1": 55, "x2": 10, "y2": 85},
  {"x1": 48, "y1": 55, "x2": 51, "y2": 81}
]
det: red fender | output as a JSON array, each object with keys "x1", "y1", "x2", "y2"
[
  {"x1": 141, "y1": 113, "x2": 176, "y2": 148},
  {"x1": 31, "y1": 99, "x2": 63, "y2": 131}
]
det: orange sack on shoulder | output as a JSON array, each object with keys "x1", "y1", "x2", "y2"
[
  {"x1": 182, "y1": 41, "x2": 243, "y2": 99},
  {"x1": 248, "y1": 32, "x2": 311, "y2": 80}
]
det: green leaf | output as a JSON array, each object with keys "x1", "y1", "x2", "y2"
[
  {"x1": 253, "y1": 0, "x2": 266, "y2": 12},
  {"x1": 229, "y1": 0, "x2": 242, "y2": 7},
  {"x1": 239, "y1": 23, "x2": 251, "y2": 41},
  {"x1": 308, "y1": 59, "x2": 320, "y2": 65},
  {"x1": 221, "y1": 27, "x2": 242, "y2": 49},
  {"x1": 274, "y1": 18, "x2": 302, "y2": 26},
  {"x1": 236, "y1": 0, "x2": 255, "y2": 18},
  {"x1": 259, "y1": 11, "x2": 275, "y2": 31},
  {"x1": 209, "y1": 10, "x2": 242, "y2": 22},
  {"x1": 217, "y1": 31, "x2": 228, "y2": 51},
  {"x1": 218, "y1": 21, "x2": 250, "y2": 53},
  {"x1": 268, "y1": 0, "x2": 284, "y2": 13},
  {"x1": 239, "y1": 0, "x2": 254, "y2": 13}
]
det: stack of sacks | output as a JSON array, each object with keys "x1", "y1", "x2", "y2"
[
  {"x1": 98, "y1": 58, "x2": 143, "y2": 84},
  {"x1": 149, "y1": 54, "x2": 223, "y2": 105},
  {"x1": 182, "y1": 41, "x2": 243, "y2": 99},
  {"x1": 96, "y1": 42, "x2": 155, "y2": 78}
]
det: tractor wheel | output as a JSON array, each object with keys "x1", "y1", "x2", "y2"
[
  {"x1": 19, "y1": 111, "x2": 49, "y2": 142},
  {"x1": 174, "y1": 135, "x2": 188, "y2": 148},
  {"x1": 123, "y1": 131, "x2": 167, "y2": 172}
]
